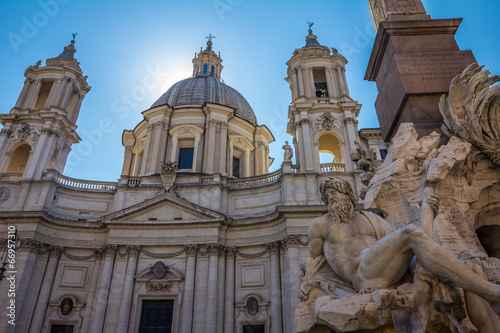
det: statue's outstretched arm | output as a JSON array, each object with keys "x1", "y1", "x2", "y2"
[{"x1": 420, "y1": 185, "x2": 439, "y2": 237}]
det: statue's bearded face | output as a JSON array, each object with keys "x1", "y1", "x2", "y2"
[{"x1": 327, "y1": 189, "x2": 354, "y2": 223}]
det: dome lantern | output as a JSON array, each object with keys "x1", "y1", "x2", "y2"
[{"x1": 192, "y1": 34, "x2": 223, "y2": 79}]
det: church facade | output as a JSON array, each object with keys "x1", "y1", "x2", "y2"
[{"x1": 0, "y1": 28, "x2": 387, "y2": 333}]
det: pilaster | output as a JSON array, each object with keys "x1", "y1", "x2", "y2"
[
  {"x1": 180, "y1": 245, "x2": 198, "y2": 332},
  {"x1": 29, "y1": 245, "x2": 62, "y2": 333},
  {"x1": 89, "y1": 245, "x2": 117, "y2": 333}
]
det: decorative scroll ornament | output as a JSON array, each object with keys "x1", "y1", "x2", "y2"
[
  {"x1": 439, "y1": 62, "x2": 500, "y2": 167},
  {"x1": 160, "y1": 161, "x2": 177, "y2": 193},
  {"x1": 313, "y1": 113, "x2": 343, "y2": 134},
  {"x1": 10, "y1": 123, "x2": 40, "y2": 145}
]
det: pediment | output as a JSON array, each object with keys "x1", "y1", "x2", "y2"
[{"x1": 102, "y1": 192, "x2": 226, "y2": 224}]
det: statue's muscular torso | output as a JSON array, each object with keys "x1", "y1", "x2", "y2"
[{"x1": 308, "y1": 211, "x2": 383, "y2": 284}]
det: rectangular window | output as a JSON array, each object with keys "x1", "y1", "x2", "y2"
[
  {"x1": 139, "y1": 300, "x2": 174, "y2": 333},
  {"x1": 243, "y1": 325, "x2": 265, "y2": 333},
  {"x1": 178, "y1": 147, "x2": 194, "y2": 170},
  {"x1": 50, "y1": 325, "x2": 74, "y2": 333},
  {"x1": 233, "y1": 156, "x2": 240, "y2": 178}
]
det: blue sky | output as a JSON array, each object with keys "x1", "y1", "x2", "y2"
[{"x1": 1, "y1": 0, "x2": 499, "y2": 181}]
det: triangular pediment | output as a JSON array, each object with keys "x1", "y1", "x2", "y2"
[{"x1": 102, "y1": 192, "x2": 226, "y2": 224}]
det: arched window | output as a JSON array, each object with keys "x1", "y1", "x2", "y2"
[
  {"x1": 318, "y1": 132, "x2": 342, "y2": 163},
  {"x1": 203, "y1": 64, "x2": 208, "y2": 76},
  {"x1": 6, "y1": 144, "x2": 31, "y2": 172},
  {"x1": 211, "y1": 65, "x2": 215, "y2": 77}
]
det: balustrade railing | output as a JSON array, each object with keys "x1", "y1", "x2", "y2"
[
  {"x1": 201, "y1": 175, "x2": 214, "y2": 185},
  {"x1": 228, "y1": 169, "x2": 282, "y2": 189},
  {"x1": 0, "y1": 172, "x2": 23, "y2": 181},
  {"x1": 320, "y1": 163, "x2": 345, "y2": 173},
  {"x1": 127, "y1": 177, "x2": 141, "y2": 186},
  {"x1": 56, "y1": 174, "x2": 117, "y2": 191}
]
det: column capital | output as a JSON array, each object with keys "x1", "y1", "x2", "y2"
[
  {"x1": 265, "y1": 241, "x2": 281, "y2": 255},
  {"x1": 94, "y1": 248, "x2": 105, "y2": 259},
  {"x1": 19, "y1": 238, "x2": 43, "y2": 254},
  {"x1": 103, "y1": 245, "x2": 118, "y2": 257},
  {"x1": 184, "y1": 244, "x2": 199, "y2": 256},
  {"x1": 48, "y1": 245, "x2": 63, "y2": 257},
  {"x1": 281, "y1": 234, "x2": 305, "y2": 250},
  {"x1": 226, "y1": 246, "x2": 237, "y2": 257},
  {"x1": 207, "y1": 243, "x2": 222, "y2": 255},
  {"x1": 126, "y1": 245, "x2": 141, "y2": 257}
]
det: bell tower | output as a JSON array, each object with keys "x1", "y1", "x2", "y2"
[
  {"x1": 0, "y1": 38, "x2": 90, "y2": 180},
  {"x1": 285, "y1": 26, "x2": 361, "y2": 173}
]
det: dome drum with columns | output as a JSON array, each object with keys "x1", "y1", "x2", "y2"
[{"x1": 121, "y1": 40, "x2": 274, "y2": 179}]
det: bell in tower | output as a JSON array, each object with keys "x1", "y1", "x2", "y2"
[{"x1": 0, "y1": 36, "x2": 91, "y2": 180}]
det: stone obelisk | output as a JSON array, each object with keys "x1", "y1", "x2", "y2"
[{"x1": 365, "y1": 0, "x2": 476, "y2": 141}]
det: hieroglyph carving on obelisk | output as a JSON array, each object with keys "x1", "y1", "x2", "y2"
[{"x1": 368, "y1": 0, "x2": 428, "y2": 31}]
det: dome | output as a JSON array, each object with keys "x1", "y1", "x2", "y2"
[{"x1": 151, "y1": 76, "x2": 257, "y2": 124}]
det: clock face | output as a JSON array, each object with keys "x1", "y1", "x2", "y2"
[{"x1": 0, "y1": 188, "x2": 10, "y2": 204}]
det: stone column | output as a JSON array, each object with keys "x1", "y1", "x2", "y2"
[
  {"x1": 205, "y1": 119, "x2": 218, "y2": 173},
  {"x1": 121, "y1": 145, "x2": 134, "y2": 176},
  {"x1": 300, "y1": 119, "x2": 315, "y2": 171},
  {"x1": 291, "y1": 69, "x2": 299, "y2": 100},
  {"x1": 302, "y1": 68, "x2": 311, "y2": 97},
  {"x1": 325, "y1": 68, "x2": 334, "y2": 98},
  {"x1": 205, "y1": 244, "x2": 220, "y2": 333},
  {"x1": 341, "y1": 67, "x2": 350, "y2": 96},
  {"x1": 15, "y1": 78, "x2": 33, "y2": 108},
  {"x1": 29, "y1": 246, "x2": 62, "y2": 333},
  {"x1": 89, "y1": 245, "x2": 117, "y2": 333},
  {"x1": 216, "y1": 247, "x2": 226, "y2": 333},
  {"x1": 46, "y1": 78, "x2": 63, "y2": 107},
  {"x1": 335, "y1": 66, "x2": 346, "y2": 96},
  {"x1": 145, "y1": 121, "x2": 167, "y2": 175},
  {"x1": 297, "y1": 67, "x2": 304, "y2": 97},
  {"x1": 329, "y1": 67, "x2": 340, "y2": 97},
  {"x1": 140, "y1": 126, "x2": 153, "y2": 176},
  {"x1": 219, "y1": 122, "x2": 228, "y2": 176},
  {"x1": 60, "y1": 79, "x2": 75, "y2": 110},
  {"x1": 224, "y1": 247, "x2": 236, "y2": 333},
  {"x1": 52, "y1": 78, "x2": 68, "y2": 108},
  {"x1": 116, "y1": 246, "x2": 140, "y2": 333},
  {"x1": 180, "y1": 245, "x2": 198, "y2": 332},
  {"x1": 267, "y1": 242, "x2": 283, "y2": 333},
  {"x1": 26, "y1": 79, "x2": 42, "y2": 109},
  {"x1": 68, "y1": 93, "x2": 85, "y2": 124},
  {"x1": 80, "y1": 249, "x2": 104, "y2": 333},
  {"x1": 309, "y1": 68, "x2": 316, "y2": 97},
  {"x1": 25, "y1": 128, "x2": 58, "y2": 180}
]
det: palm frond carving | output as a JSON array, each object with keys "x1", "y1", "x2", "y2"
[{"x1": 439, "y1": 62, "x2": 500, "y2": 166}]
